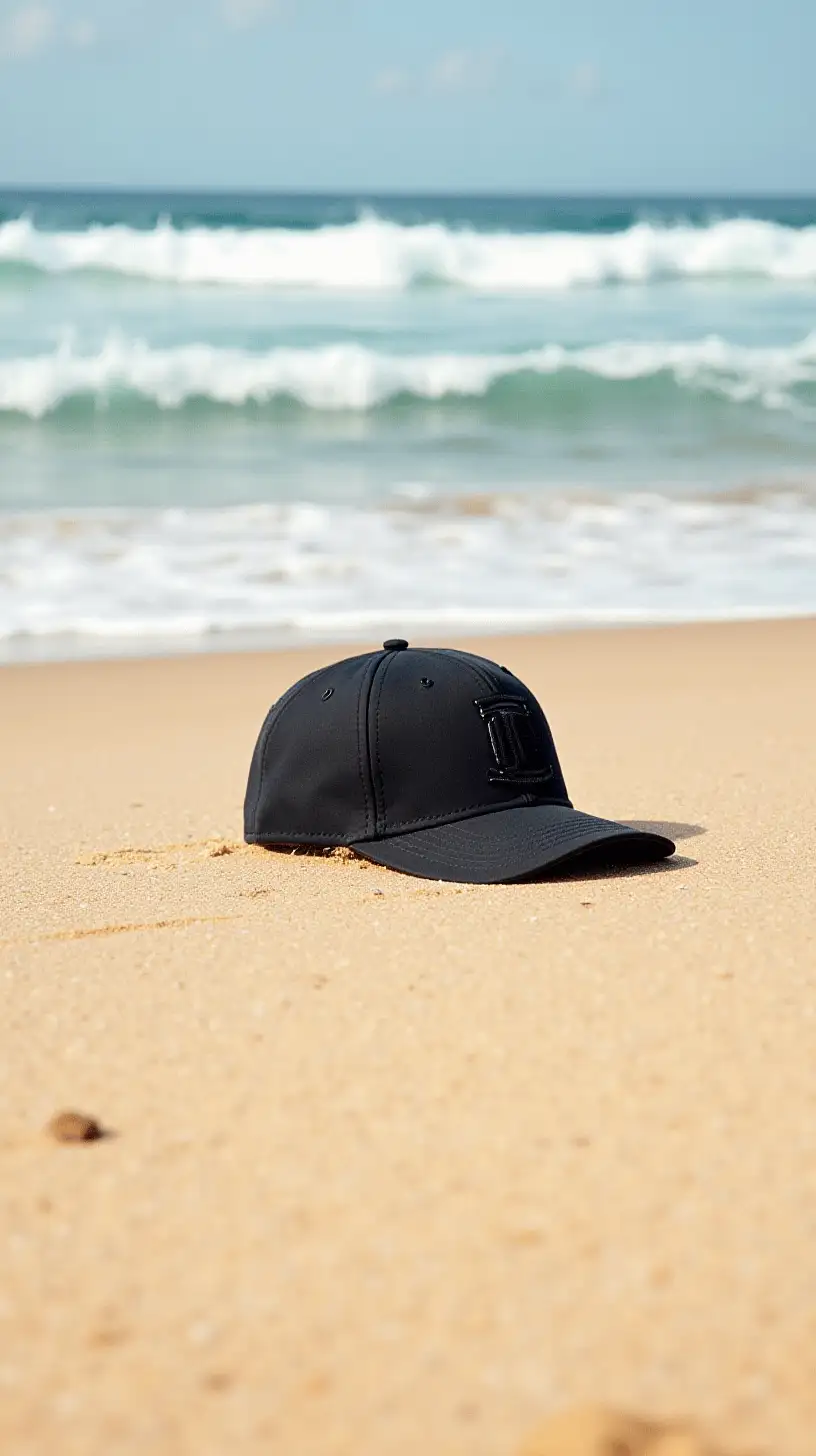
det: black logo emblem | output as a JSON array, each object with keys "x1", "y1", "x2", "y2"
[{"x1": 475, "y1": 694, "x2": 554, "y2": 787}]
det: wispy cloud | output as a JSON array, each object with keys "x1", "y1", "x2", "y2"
[
  {"x1": 0, "y1": 3, "x2": 55, "y2": 58},
  {"x1": 569, "y1": 61, "x2": 604, "y2": 102},
  {"x1": 372, "y1": 65, "x2": 411, "y2": 97},
  {"x1": 428, "y1": 46, "x2": 504, "y2": 95},
  {"x1": 0, "y1": 3, "x2": 98, "y2": 60},
  {"x1": 373, "y1": 45, "x2": 506, "y2": 100},
  {"x1": 221, "y1": 0, "x2": 279, "y2": 28}
]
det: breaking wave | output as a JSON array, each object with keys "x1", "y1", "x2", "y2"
[
  {"x1": 4, "y1": 214, "x2": 816, "y2": 290},
  {"x1": 2, "y1": 334, "x2": 816, "y2": 420}
]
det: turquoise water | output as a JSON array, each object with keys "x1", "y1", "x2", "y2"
[{"x1": 1, "y1": 191, "x2": 815, "y2": 658}]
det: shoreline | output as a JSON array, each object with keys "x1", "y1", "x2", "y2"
[
  {"x1": 2, "y1": 607, "x2": 815, "y2": 669},
  {"x1": 3, "y1": 618, "x2": 815, "y2": 1456}
]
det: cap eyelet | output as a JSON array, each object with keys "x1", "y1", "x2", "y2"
[
  {"x1": 420, "y1": 677, "x2": 434, "y2": 689},
  {"x1": 321, "y1": 687, "x2": 335, "y2": 701}
]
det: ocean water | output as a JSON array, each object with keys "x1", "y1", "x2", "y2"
[{"x1": 1, "y1": 190, "x2": 815, "y2": 661}]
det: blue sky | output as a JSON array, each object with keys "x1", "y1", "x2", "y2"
[{"x1": 0, "y1": 0, "x2": 814, "y2": 192}]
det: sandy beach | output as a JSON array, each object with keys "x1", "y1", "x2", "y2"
[{"x1": 1, "y1": 618, "x2": 814, "y2": 1456}]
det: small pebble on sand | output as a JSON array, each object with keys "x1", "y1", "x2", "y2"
[{"x1": 46, "y1": 1111, "x2": 104, "y2": 1144}]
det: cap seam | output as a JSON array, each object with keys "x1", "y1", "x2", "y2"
[
  {"x1": 359, "y1": 823, "x2": 634, "y2": 864},
  {"x1": 424, "y1": 647, "x2": 496, "y2": 696},
  {"x1": 372, "y1": 647, "x2": 502, "y2": 836},
  {"x1": 356, "y1": 654, "x2": 383, "y2": 837},
  {"x1": 362, "y1": 795, "x2": 572, "y2": 834},
  {"x1": 245, "y1": 796, "x2": 574, "y2": 843},
  {"x1": 247, "y1": 833, "x2": 355, "y2": 845},
  {"x1": 381, "y1": 800, "x2": 522, "y2": 830},
  {"x1": 371, "y1": 652, "x2": 398, "y2": 834}
]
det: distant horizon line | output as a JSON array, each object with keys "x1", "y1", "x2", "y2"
[{"x1": 2, "y1": 183, "x2": 816, "y2": 201}]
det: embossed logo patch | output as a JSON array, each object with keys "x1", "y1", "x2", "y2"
[{"x1": 475, "y1": 694, "x2": 555, "y2": 787}]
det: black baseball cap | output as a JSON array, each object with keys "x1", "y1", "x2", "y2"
[{"x1": 244, "y1": 640, "x2": 675, "y2": 884}]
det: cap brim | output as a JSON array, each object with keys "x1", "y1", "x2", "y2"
[{"x1": 350, "y1": 803, "x2": 675, "y2": 885}]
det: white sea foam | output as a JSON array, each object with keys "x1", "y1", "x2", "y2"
[
  {"x1": 1, "y1": 490, "x2": 814, "y2": 660},
  {"x1": 4, "y1": 214, "x2": 816, "y2": 290},
  {"x1": 3, "y1": 334, "x2": 816, "y2": 418}
]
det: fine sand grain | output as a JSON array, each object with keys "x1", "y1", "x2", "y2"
[{"x1": 1, "y1": 620, "x2": 814, "y2": 1456}]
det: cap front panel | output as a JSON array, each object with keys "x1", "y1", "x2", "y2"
[{"x1": 369, "y1": 649, "x2": 567, "y2": 836}]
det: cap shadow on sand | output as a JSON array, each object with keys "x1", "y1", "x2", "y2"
[{"x1": 625, "y1": 820, "x2": 706, "y2": 842}]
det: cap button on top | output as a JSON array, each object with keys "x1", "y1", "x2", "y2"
[{"x1": 383, "y1": 638, "x2": 409, "y2": 651}]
